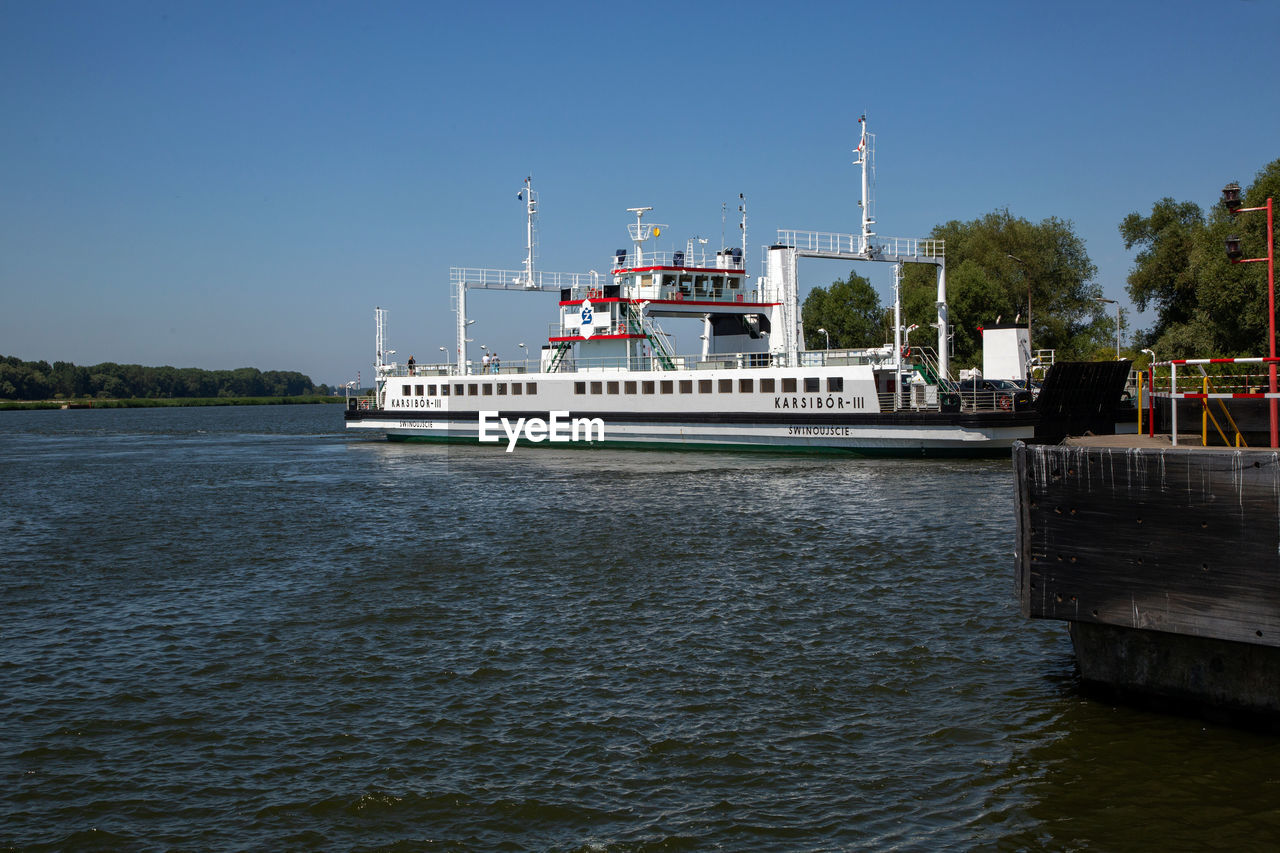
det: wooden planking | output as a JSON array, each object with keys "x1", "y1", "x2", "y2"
[{"x1": 1014, "y1": 442, "x2": 1280, "y2": 647}]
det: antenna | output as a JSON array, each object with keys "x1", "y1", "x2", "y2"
[{"x1": 738, "y1": 193, "x2": 747, "y2": 272}]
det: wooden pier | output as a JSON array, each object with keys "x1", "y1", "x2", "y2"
[{"x1": 1014, "y1": 436, "x2": 1280, "y2": 721}]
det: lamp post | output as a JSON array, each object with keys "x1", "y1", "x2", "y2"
[
  {"x1": 1007, "y1": 254, "x2": 1031, "y2": 351},
  {"x1": 439, "y1": 345, "x2": 448, "y2": 367},
  {"x1": 518, "y1": 342, "x2": 528, "y2": 372},
  {"x1": 1222, "y1": 182, "x2": 1276, "y2": 448},
  {"x1": 817, "y1": 327, "x2": 830, "y2": 350},
  {"x1": 1096, "y1": 297, "x2": 1120, "y2": 359}
]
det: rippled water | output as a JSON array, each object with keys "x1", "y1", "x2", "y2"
[{"x1": 2, "y1": 404, "x2": 1279, "y2": 851}]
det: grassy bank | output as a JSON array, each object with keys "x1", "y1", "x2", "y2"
[{"x1": 0, "y1": 396, "x2": 347, "y2": 411}]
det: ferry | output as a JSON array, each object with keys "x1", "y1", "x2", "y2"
[{"x1": 346, "y1": 119, "x2": 1044, "y2": 456}]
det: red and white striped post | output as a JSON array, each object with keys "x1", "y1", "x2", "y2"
[{"x1": 1223, "y1": 185, "x2": 1276, "y2": 448}]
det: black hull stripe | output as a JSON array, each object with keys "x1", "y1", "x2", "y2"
[{"x1": 345, "y1": 409, "x2": 1037, "y2": 428}]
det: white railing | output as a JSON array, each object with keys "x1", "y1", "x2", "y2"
[
  {"x1": 450, "y1": 267, "x2": 600, "y2": 291},
  {"x1": 383, "y1": 361, "x2": 453, "y2": 378},
  {"x1": 610, "y1": 250, "x2": 745, "y2": 270},
  {"x1": 776, "y1": 230, "x2": 945, "y2": 261},
  {"x1": 540, "y1": 351, "x2": 777, "y2": 373}
]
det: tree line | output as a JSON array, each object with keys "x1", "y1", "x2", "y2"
[
  {"x1": 801, "y1": 156, "x2": 1280, "y2": 366},
  {"x1": 0, "y1": 355, "x2": 328, "y2": 401}
]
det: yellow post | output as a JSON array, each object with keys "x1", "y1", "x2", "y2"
[{"x1": 1202, "y1": 376, "x2": 1209, "y2": 446}]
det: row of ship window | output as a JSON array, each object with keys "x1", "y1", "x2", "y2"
[
  {"x1": 401, "y1": 377, "x2": 844, "y2": 397},
  {"x1": 402, "y1": 382, "x2": 539, "y2": 397}
]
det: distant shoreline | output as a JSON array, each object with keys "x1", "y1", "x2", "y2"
[{"x1": 0, "y1": 396, "x2": 348, "y2": 411}]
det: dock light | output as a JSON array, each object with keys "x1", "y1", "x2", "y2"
[
  {"x1": 817, "y1": 327, "x2": 830, "y2": 350},
  {"x1": 1222, "y1": 182, "x2": 1243, "y2": 212},
  {"x1": 1225, "y1": 235, "x2": 1244, "y2": 260}
]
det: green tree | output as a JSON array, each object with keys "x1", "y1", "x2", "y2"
[
  {"x1": 1121, "y1": 158, "x2": 1280, "y2": 358},
  {"x1": 1119, "y1": 198, "x2": 1204, "y2": 342},
  {"x1": 801, "y1": 270, "x2": 884, "y2": 349},
  {"x1": 900, "y1": 210, "x2": 1101, "y2": 368}
]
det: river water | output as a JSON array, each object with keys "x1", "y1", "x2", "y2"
[{"x1": 2, "y1": 404, "x2": 1278, "y2": 851}]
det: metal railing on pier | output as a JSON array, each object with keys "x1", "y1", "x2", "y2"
[{"x1": 1146, "y1": 356, "x2": 1280, "y2": 447}]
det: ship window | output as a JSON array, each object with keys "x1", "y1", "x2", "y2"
[
  {"x1": 642, "y1": 381, "x2": 655, "y2": 394},
  {"x1": 728, "y1": 277, "x2": 740, "y2": 289},
  {"x1": 526, "y1": 382, "x2": 537, "y2": 394},
  {"x1": 782, "y1": 378, "x2": 797, "y2": 393},
  {"x1": 699, "y1": 379, "x2": 712, "y2": 393},
  {"x1": 804, "y1": 377, "x2": 820, "y2": 393},
  {"x1": 440, "y1": 385, "x2": 449, "y2": 396},
  {"x1": 426, "y1": 385, "x2": 437, "y2": 396},
  {"x1": 624, "y1": 381, "x2": 637, "y2": 394},
  {"x1": 827, "y1": 377, "x2": 844, "y2": 392},
  {"x1": 415, "y1": 385, "x2": 424, "y2": 396},
  {"x1": 468, "y1": 384, "x2": 479, "y2": 396},
  {"x1": 718, "y1": 379, "x2": 732, "y2": 393},
  {"x1": 453, "y1": 384, "x2": 464, "y2": 396},
  {"x1": 739, "y1": 378, "x2": 753, "y2": 393},
  {"x1": 483, "y1": 384, "x2": 493, "y2": 396},
  {"x1": 511, "y1": 383, "x2": 522, "y2": 395},
  {"x1": 679, "y1": 380, "x2": 693, "y2": 394},
  {"x1": 661, "y1": 380, "x2": 674, "y2": 394},
  {"x1": 574, "y1": 382, "x2": 586, "y2": 395},
  {"x1": 607, "y1": 381, "x2": 619, "y2": 395},
  {"x1": 401, "y1": 384, "x2": 410, "y2": 395},
  {"x1": 760, "y1": 378, "x2": 775, "y2": 393},
  {"x1": 590, "y1": 381, "x2": 603, "y2": 394},
  {"x1": 497, "y1": 383, "x2": 507, "y2": 395}
]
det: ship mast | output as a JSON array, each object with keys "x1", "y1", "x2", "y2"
[
  {"x1": 627, "y1": 206, "x2": 657, "y2": 267},
  {"x1": 518, "y1": 176, "x2": 537, "y2": 287},
  {"x1": 854, "y1": 114, "x2": 875, "y2": 254}
]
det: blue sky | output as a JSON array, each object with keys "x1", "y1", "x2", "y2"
[{"x1": 3, "y1": 0, "x2": 1278, "y2": 385}]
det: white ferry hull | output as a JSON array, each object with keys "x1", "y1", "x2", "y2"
[{"x1": 345, "y1": 365, "x2": 1036, "y2": 456}]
